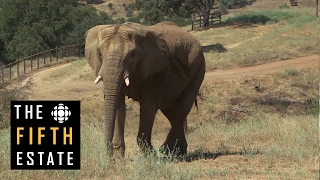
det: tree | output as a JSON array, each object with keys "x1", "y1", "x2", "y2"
[
  {"x1": 64, "y1": 7, "x2": 114, "y2": 46},
  {"x1": 135, "y1": 0, "x2": 168, "y2": 25},
  {"x1": 133, "y1": 0, "x2": 217, "y2": 26},
  {"x1": 0, "y1": 0, "x2": 79, "y2": 62},
  {"x1": 0, "y1": 0, "x2": 110, "y2": 64},
  {"x1": 171, "y1": 0, "x2": 219, "y2": 27}
]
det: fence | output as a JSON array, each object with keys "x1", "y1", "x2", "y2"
[
  {"x1": 191, "y1": 12, "x2": 221, "y2": 30},
  {"x1": 0, "y1": 44, "x2": 84, "y2": 83}
]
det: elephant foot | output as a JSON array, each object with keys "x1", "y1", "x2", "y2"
[
  {"x1": 137, "y1": 139, "x2": 157, "y2": 157},
  {"x1": 159, "y1": 139, "x2": 187, "y2": 157}
]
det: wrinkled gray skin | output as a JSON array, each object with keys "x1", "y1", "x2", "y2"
[{"x1": 84, "y1": 22, "x2": 205, "y2": 157}]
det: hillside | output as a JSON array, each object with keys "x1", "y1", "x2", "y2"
[{"x1": 91, "y1": 0, "x2": 317, "y2": 17}]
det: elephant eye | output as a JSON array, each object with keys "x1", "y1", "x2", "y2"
[
  {"x1": 128, "y1": 33, "x2": 133, "y2": 40},
  {"x1": 97, "y1": 49, "x2": 101, "y2": 57}
]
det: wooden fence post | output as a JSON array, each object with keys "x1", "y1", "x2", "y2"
[
  {"x1": 31, "y1": 56, "x2": 33, "y2": 71},
  {"x1": 67, "y1": 45, "x2": 70, "y2": 58},
  {"x1": 37, "y1": 53, "x2": 40, "y2": 69},
  {"x1": 78, "y1": 44, "x2": 81, "y2": 58},
  {"x1": 61, "y1": 47, "x2": 64, "y2": 59},
  {"x1": 44, "y1": 52, "x2": 46, "y2": 65},
  {"x1": 9, "y1": 65, "x2": 12, "y2": 79},
  {"x1": 72, "y1": 45, "x2": 75, "y2": 56},
  {"x1": 23, "y1": 58, "x2": 26, "y2": 74},
  {"x1": 56, "y1": 47, "x2": 58, "y2": 62},
  {"x1": 50, "y1": 50, "x2": 52, "y2": 63},
  {"x1": 1, "y1": 66, "x2": 3, "y2": 83},
  {"x1": 191, "y1": 15, "x2": 194, "y2": 30},
  {"x1": 17, "y1": 60, "x2": 19, "y2": 77}
]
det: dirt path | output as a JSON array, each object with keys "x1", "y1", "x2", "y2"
[
  {"x1": 204, "y1": 55, "x2": 319, "y2": 81},
  {"x1": 20, "y1": 54, "x2": 317, "y2": 100},
  {"x1": 26, "y1": 55, "x2": 318, "y2": 84}
]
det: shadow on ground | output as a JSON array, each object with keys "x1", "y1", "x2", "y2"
[
  {"x1": 202, "y1": 43, "x2": 227, "y2": 53},
  {"x1": 184, "y1": 149, "x2": 261, "y2": 162},
  {"x1": 191, "y1": 14, "x2": 271, "y2": 31}
]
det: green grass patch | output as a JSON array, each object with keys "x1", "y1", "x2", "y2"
[
  {"x1": 225, "y1": 8, "x2": 317, "y2": 25},
  {"x1": 278, "y1": 68, "x2": 300, "y2": 78}
]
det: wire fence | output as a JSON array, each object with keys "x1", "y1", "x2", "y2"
[{"x1": 0, "y1": 44, "x2": 84, "y2": 84}]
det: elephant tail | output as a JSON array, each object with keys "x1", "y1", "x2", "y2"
[{"x1": 195, "y1": 90, "x2": 204, "y2": 113}]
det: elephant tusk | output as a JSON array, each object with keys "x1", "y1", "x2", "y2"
[
  {"x1": 125, "y1": 77, "x2": 130, "y2": 86},
  {"x1": 94, "y1": 76, "x2": 102, "y2": 84}
]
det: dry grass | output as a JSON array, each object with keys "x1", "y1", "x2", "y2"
[
  {"x1": 0, "y1": 111, "x2": 318, "y2": 179},
  {"x1": 192, "y1": 8, "x2": 319, "y2": 70},
  {"x1": 0, "y1": 55, "x2": 318, "y2": 180}
]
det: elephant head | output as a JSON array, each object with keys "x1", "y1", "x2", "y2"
[{"x1": 84, "y1": 22, "x2": 169, "y2": 153}]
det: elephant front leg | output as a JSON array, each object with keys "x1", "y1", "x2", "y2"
[
  {"x1": 113, "y1": 93, "x2": 126, "y2": 157},
  {"x1": 137, "y1": 100, "x2": 157, "y2": 156}
]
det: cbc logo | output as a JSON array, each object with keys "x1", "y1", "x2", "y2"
[{"x1": 51, "y1": 103, "x2": 71, "y2": 123}]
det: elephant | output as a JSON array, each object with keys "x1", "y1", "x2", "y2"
[{"x1": 84, "y1": 21, "x2": 205, "y2": 157}]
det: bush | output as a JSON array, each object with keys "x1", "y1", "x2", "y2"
[
  {"x1": 112, "y1": 11, "x2": 118, "y2": 16},
  {"x1": 224, "y1": 10, "x2": 312, "y2": 25},
  {"x1": 115, "y1": 18, "x2": 126, "y2": 24},
  {"x1": 167, "y1": 17, "x2": 191, "y2": 27},
  {"x1": 225, "y1": 14, "x2": 271, "y2": 25},
  {"x1": 127, "y1": 17, "x2": 140, "y2": 23},
  {"x1": 108, "y1": 3, "x2": 113, "y2": 10},
  {"x1": 279, "y1": 3, "x2": 289, "y2": 9},
  {"x1": 126, "y1": 8, "x2": 134, "y2": 17},
  {"x1": 218, "y1": 2, "x2": 228, "y2": 14},
  {"x1": 219, "y1": 0, "x2": 247, "y2": 9},
  {"x1": 122, "y1": 3, "x2": 126, "y2": 8},
  {"x1": 0, "y1": 78, "x2": 33, "y2": 129}
]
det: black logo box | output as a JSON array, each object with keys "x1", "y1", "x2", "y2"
[{"x1": 11, "y1": 101, "x2": 80, "y2": 170}]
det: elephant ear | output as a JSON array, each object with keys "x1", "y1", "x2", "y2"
[
  {"x1": 84, "y1": 25, "x2": 113, "y2": 77},
  {"x1": 126, "y1": 23, "x2": 170, "y2": 82}
]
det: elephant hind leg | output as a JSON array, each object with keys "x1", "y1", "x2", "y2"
[{"x1": 160, "y1": 108, "x2": 188, "y2": 156}]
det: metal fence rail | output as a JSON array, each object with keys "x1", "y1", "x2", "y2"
[{"x1": 1, "y1": 44, "x2": 84, "y2": 83}]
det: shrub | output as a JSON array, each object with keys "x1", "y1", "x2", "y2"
[
  {"x1": 126, "y1": 8, "x2": 134, "y2": 17},
  {"x1": 115, "y1": 18, "x2": 126, "y2": 24},
  {"x1": 112, "y1": 11, "x2": 118, "y2": 16},
  {"x1": 279, "y1": 3, "x2": 289, "y2": 9},
  {"x1": 108, "y1": 3, "x2": 113, "y2": 10},
  {"x1": 127, "y1": 17, "x2": 140, "y2": 23},
  {"x1": 167, "y1": 17, "x2": 191, "y2": 27}
]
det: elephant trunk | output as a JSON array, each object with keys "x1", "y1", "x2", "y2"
[{"x1": 100, "y1": 55, "x2": 125, "y2": 156}]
